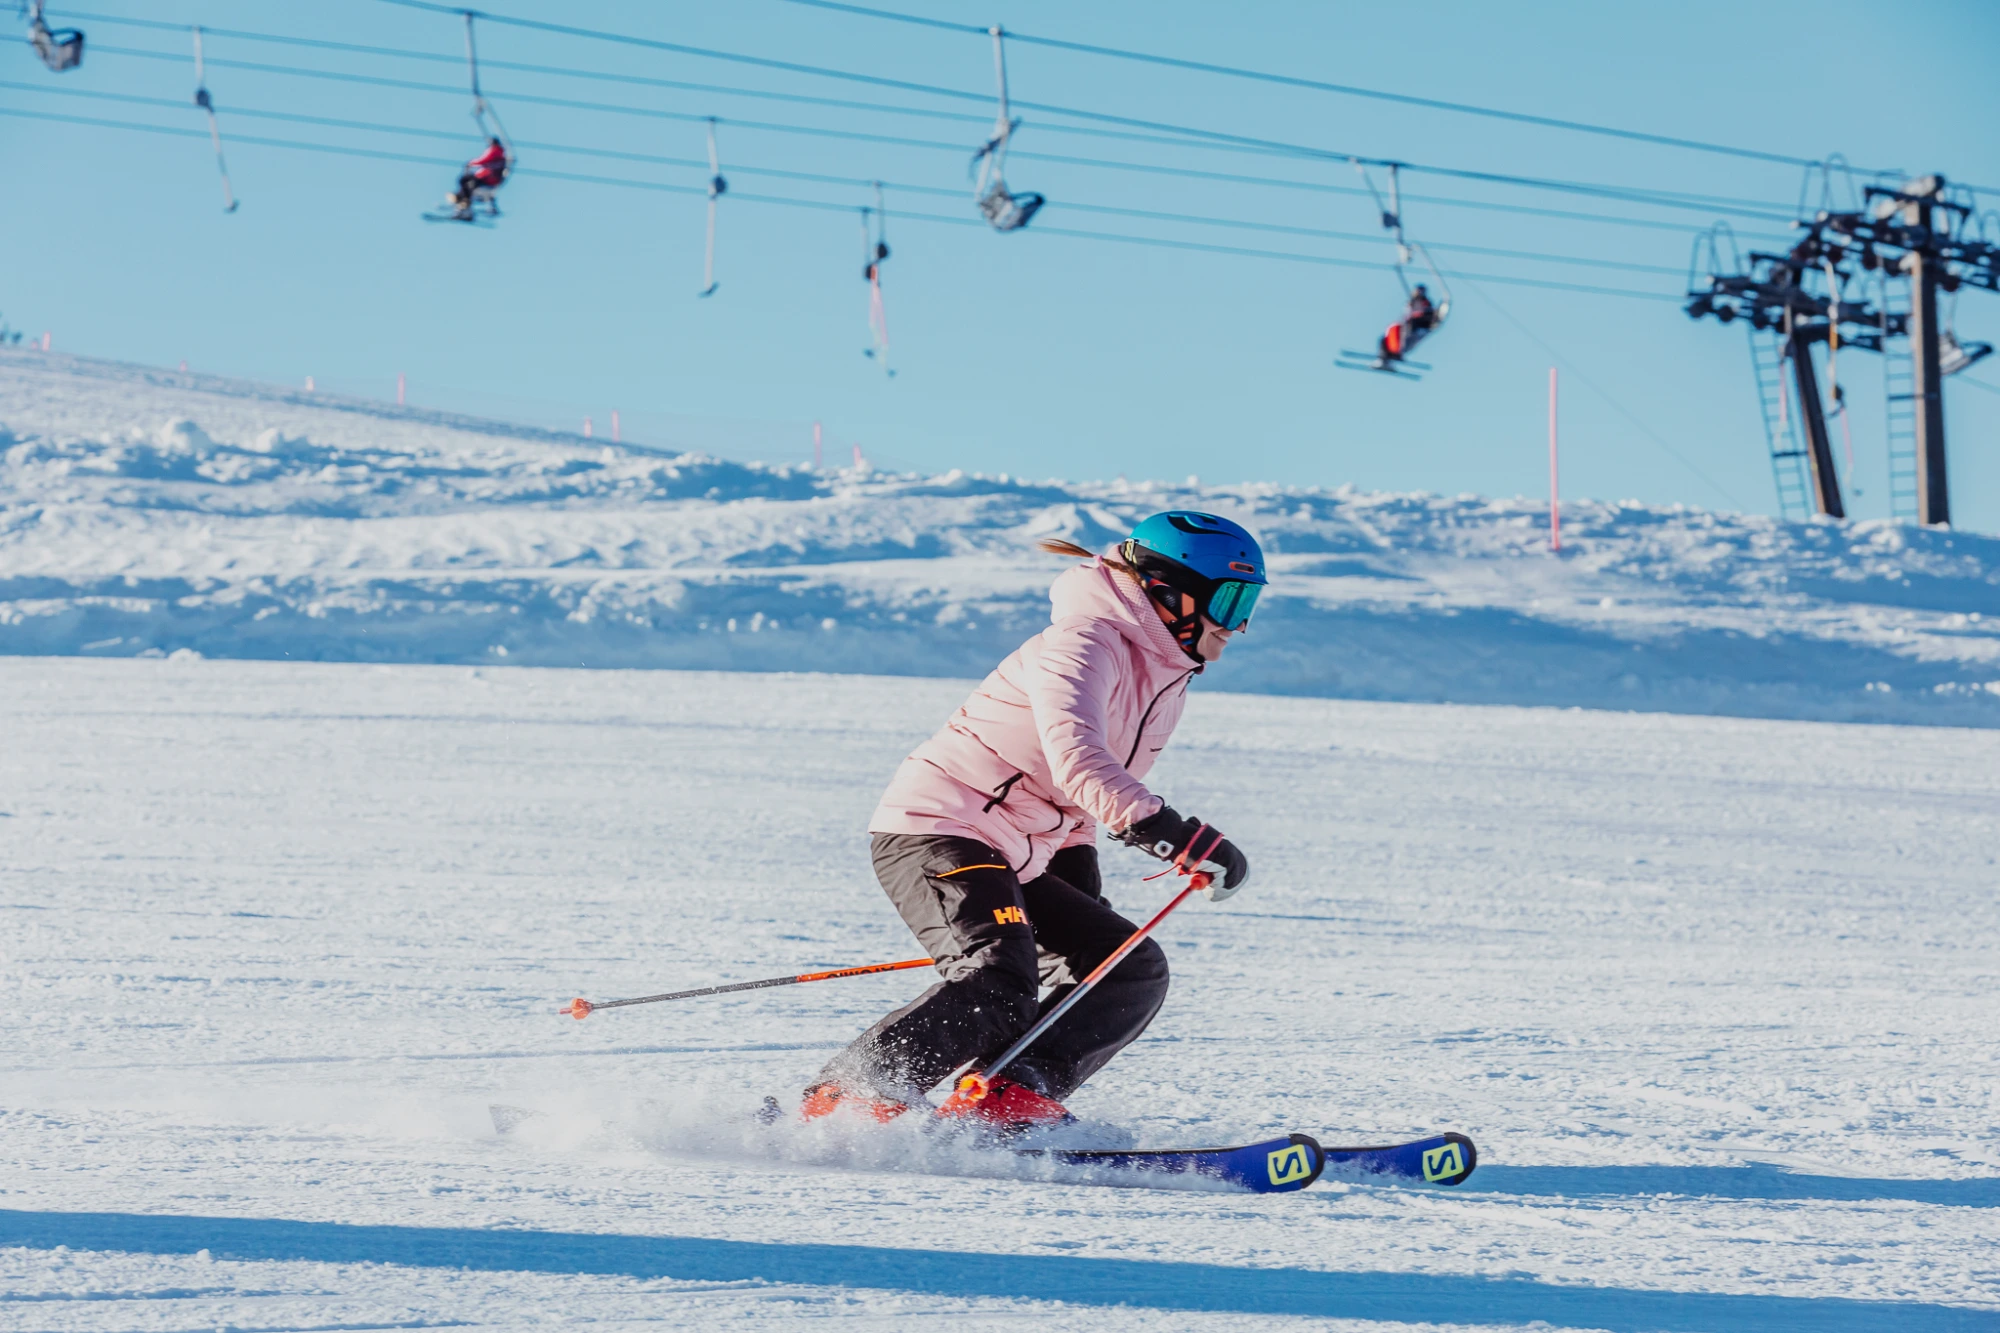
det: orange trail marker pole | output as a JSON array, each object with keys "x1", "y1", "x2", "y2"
[
  {"x1": 1548, "y1": 366, "x2": 1561, "y2": 552},
  {"x1": 562, "y1": 957, "x2": 932, "y2": 1020}
]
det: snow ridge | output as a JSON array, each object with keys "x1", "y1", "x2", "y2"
[{"x1": 3, "y1": 348, "x2": 1997, "y2": 725}]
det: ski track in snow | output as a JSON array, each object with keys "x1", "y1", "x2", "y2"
[
  {"x1": 5, "y1": 348, "x2": 2000, "y2": 728},
  {"x1": 4, "y1": 658, "x2": 1997, "y2": 1330}
]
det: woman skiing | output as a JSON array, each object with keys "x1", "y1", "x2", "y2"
[{"x1": 802, "y1": 511, "x2": 1267, "y2": 1132}]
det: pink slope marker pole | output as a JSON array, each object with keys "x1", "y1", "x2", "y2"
[
  {"x1": 611, "y1": 410, "x2": 621, "y2": 444},
  {"x1": 397, "y1": 372, "x2": 406, "y2": 406},
  {"x1": 852, "y1": 443, "x2": 864, "y2": 469},
  {"x1": 1548, "y1": 367, "x2": 1561, "y2": 552},
  {"x1": 583, "y1": 416, "x2": 593, "y2": 438},
  {"x1": 813, "y1": 421, "x2": 823, "y2": 470}
]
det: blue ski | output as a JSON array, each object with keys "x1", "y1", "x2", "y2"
[
  {"x1": 1020, "y1": 1132, "x2": 1328, "y2": 1193},
  {"x1": 1022, "y1": 1131, "x2": 1476, "y2": 1193},
  {"x1": 1320, "y1": 1131, "x2": 1477, "y2": 1187},
  {"x1": 500, "y1": 1104, "x2": 1475, "y2": 1195}
]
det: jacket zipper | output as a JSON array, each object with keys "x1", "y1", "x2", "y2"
[{"x1": 1125, "y1": 668, "x2": 1197, "y2": 769}]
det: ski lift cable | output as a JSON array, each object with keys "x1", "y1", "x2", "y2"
[
  {"x1": 94, "y1": 43, "x2": 1284, "y2": 181},
  {"x1": 0, "y1": 78, "x2": 1689, "y2": 281},
  {"x1": 108, "y1": 9, "x2": 1997, "y2": 213},
  {"x1": 93, "y1": 41, "x2": 1801, "y2": 234},
  {"x1": 92, "y1": 40, "x2": 1797, "y2": 246},
  {"x1": 68, "y1": 12, "x2": 1892, "y2": 215},
  {"x1": 191, "y1": 25, "x2": 238, "y2": 211},
  {"x1": 77, "y1": 12, "x2": 1640, "y2": 176},
  {"x1": 776, "y1": 0, "x2": 1897, "y2": 177},
  {"x1": 0, "y1": 101, "x2": 1686, "y2": 304},
  {"x1": 89, "y1": 23, "x2": 1806, "y2": 223},
  {"x1": 81, "y1": 5, "x2": 2000, "y2": 203},
  {"x1": 132, "y1": 32, "x2": 1809, "y2": 247},
  {"x1": 362, "y1": 0, "x2": 1813, "y2": 217},
  {"x1": 92, "y1": 35, "x2": 1398, "y2": 171},
  {"x1": 0, "y1": 78, "x2": 1686, "y2": 276}
]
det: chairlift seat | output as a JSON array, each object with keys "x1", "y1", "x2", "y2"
[
  {"x1": 1939, "y1": 330, "x2": 1994, "y2": 377},
  {"x1": 30, "y1": 19, "x2": 83, "y2": 72},
  {"x1": 979, "y1": 183, "x2": 1044, "y2": 233}
]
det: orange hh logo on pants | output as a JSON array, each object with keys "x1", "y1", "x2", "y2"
[{"x1": 992, "y1": 905, "x2": 1026, "y2": 925}]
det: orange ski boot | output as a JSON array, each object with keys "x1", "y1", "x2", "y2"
[
  {"x1": 797, "y1": 1081, "x2": 910, "y2": 1124},
  {"x1": 936, "y1": 1075, "x2": 1076, "y2": 1134}
]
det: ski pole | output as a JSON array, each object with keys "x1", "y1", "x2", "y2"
[
  {"x1": 561, "y1": 957, "x2": 932, "y2": 1020},
  {"x1": 954, "y1": 865, "x2": 1212, "y2": 1102}
]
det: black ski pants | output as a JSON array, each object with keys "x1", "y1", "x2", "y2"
[{"x1": 815, "y1": 833, "x2": 1170, "y2": 1104}]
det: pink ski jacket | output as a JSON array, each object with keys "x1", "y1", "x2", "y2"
[{"x1": 869, "y1": 555, "x2": 1201, "y2": 881}]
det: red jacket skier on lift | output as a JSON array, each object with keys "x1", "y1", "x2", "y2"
[
  {"x1": 1380, "y1": 284, "x2": 1437, "y2": 361},
  {"x1": 451, "y1": 138, "x2": 509, "y2": 215}
]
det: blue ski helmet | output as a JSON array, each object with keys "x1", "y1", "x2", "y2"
[{"x1": 1121, "y1": 511, "x2": 1267, "y2": 633}]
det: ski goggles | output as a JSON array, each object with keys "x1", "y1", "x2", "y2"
[
  {"x1": 1204, "y1": 579, "x2": 1263, "y2": 631},
  {"x1": 1126, "y1": 543, "x2": 1267, "y2": 632}
]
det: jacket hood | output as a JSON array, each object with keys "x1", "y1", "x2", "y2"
[{"x1": 1048, "y1": 556, "x2": 1194, "y2": 668}]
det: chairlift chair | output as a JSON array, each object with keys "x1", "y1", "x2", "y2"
[
  {"x1": 192, "y1": 27, "x2": 239, "y2": 213},
  {"x1": 1938, "y1": 329, "x2": 1993, "y2": 377},
  {"x1": 423, "y1": 13, "x2": 516, "y2": 225},
  {"x1": 971, "y1": 26, "x2": 1044, "y2": 233},
  {"x1": 26, "y1": 0, "x2": 81, "y2": 72},
  {"x1": 699, "y1": 118, "x2": 727, "y2": 297},
  {"x1": 1937, "y1": 288, "x2": 1994, "y2": 376},
  {"x1": 861, "y1": 182, "x2": 894, "y2": 375},
  {"x1": 1335, "y1": 161, "x2": 1451, "y2": 379}
]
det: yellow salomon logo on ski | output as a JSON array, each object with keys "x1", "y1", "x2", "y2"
[
  {"x1": 1266, "y1": 1144, "x2": 1311, "y2": 1185},
  {"x1": 1422, "y1": 1143, "x2": 1465, "y2": 1182}
]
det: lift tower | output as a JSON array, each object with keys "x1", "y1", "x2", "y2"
[
  {"x1": 1686, "y1": 174, "x2": 1996, "y2": 525},
  {"x1": 1869, "y1": 178, "x2": 1956, "y2": 524}
]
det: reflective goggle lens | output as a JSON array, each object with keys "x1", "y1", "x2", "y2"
[{"x1": 1205, "y1": 580, "x2": 1262, "y2": 631}]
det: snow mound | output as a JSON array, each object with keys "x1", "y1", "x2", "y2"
[{"x1": 4, "y1": 348, "x2": 1998, "y2": 725}]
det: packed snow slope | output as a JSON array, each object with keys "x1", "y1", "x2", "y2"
[
  {"x1": 4, "y1": 348, "x2": 1999, "y2": 726},
  {"x1": 4, "y1": 658, "x2": 1998, "y2": 1331}
]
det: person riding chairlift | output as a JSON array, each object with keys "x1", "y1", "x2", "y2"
[
  {"x1": 449, "y1": 138, "x2": 509, "y2": 217},
  {"x1": 1380, "y1": 284, "x2": 1438, "y2": 362}
]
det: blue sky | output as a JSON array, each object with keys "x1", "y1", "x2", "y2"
[{"x1": 7, "y1": 0, "x2": 1999, "y2": 528}]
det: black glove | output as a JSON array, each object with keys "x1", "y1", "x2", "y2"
[{"x1": 1117, "y1": 804, "x2": 1250, "y2": 898}]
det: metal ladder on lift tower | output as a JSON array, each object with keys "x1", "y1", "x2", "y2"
[
  {"x1": 1746, "y1": 325, "x2": 1814, "y2": 519},
  {"x1": 1877, "y1": 275, "x2": 1919, "y2": 522}
]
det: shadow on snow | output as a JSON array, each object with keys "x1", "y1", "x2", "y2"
[
  {"x1": 2, "y1": 1209, "x2": 1993, "y2": 1331},
  {"x1": 1473, "y1": 1163, "x2": 2000, "y2": 1208}
]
